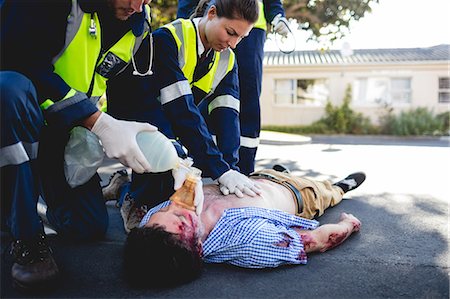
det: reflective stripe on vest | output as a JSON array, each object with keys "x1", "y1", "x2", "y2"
[
  {"x1": 48, "y1": 0, "x2": 148, "y2": 109},
  {"x1": 163, "y1": 19, "x2": 235, "y2": 97},
  {"x1": 253, "y1": 1, "x2": 267, "y2": 31}
]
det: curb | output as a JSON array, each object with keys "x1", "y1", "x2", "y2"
[{"x1": 259, "y1": 131, "x2": 312, "y2": 145}]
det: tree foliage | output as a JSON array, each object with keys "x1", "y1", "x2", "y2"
[
  {"x1": 149, "y1": 0, "x2": 178, "y2": 29},
  {"x1": 149, "y1": 0, "x2": 380, "y2": 44},
  {"x1": 283, "y1": 0, "x2": 379, "y2": 43}
]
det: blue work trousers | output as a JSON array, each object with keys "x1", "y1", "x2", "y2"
[
  {"x1": 235, "y1": 29, "x2": 266, "y2": 175},
  {"x1": 0, "y1": 71, "x2": 108, "y2": 241}
]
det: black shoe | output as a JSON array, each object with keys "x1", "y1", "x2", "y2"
[
  {"x1": 10, "y1": 234, "x2": 59, "y2": 291},
  {"x1": 334, "y1": 172, "x2": 366, "y2": 193},
  {"x1": 102, "y1": 169, "x2": 130, "y2": 203},
  {"x1": 272, "y1": 164, "x2": 290, "y2": 173}
]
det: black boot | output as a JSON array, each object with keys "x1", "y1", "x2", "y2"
[
  {"x1": 334, "y1": 172, "x2": 366, "y2": 193},
  {"x1": 272, "y1": 164, "x2": 290, "y2": 173},
  {"x1": 10, "y1": 233, "x2": 60, "y2": 291}
]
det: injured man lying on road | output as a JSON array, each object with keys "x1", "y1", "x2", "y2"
[{"x1": 123, "y1": 167, "x2": 366, "y2": 287}]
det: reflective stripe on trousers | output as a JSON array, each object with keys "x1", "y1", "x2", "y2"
[{"x1": 0, "y1": 71, "x2": 108, "y2": 240}]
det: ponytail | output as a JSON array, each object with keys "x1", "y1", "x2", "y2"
[{"x1": 191, "y1": 0, "x2": 212, "y2": 19}]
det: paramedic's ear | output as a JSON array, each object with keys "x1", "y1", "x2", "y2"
[{"x1": 207, "y1": 5, "x2": 217, "y2": 20}]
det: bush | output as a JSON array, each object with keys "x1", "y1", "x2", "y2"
[
  {"x1": 262, "y1": 85, "x2": 449, "y2": 136},
  {"x1": 311, "y1": 85, "x2": 375, "y2": 134},
  {"x1": 436, "y1": 111, "x2": 450, "y2": 135},
  {"x1": 378, "y1": 107, "x2": 449, "y2": 136}
]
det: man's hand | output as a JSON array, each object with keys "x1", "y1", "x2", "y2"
[
  {"x1": 172, "y1": 158, "x2": 204, "y2": 215},
  {"x1": 217, "y1": 169, "x2": 261, "y2": 198},
  {"x1": 271, "y1": 13, "x2": 290, "y2": 37},
  {"x1": 91, "y1": 112, "x2": 157, "y2": 173}
]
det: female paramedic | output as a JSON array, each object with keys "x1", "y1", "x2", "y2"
[
  {"x1": 177, "y1": 0, "x2": 289, "y2": 175},
  {"x1": 106, "y1": 0, "x2": 262, "y2": 228}
]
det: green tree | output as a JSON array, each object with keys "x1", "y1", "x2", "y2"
[
  {"x1": 150, "y1": 0, "x2": 178, "y2": 29},
  {"x1": 149, "y1": 0, "x2": 380, "y2": 44},
  {"x1": 283, "y1": 0, "x2": 379, "y2": 43}
]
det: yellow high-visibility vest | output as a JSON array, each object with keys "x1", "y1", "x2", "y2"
[
  {"x1": 163, "y1": 19, "x2": 235, "y2": 95},
  {"x1": 41, "y1": 0, "x2": 149, "y2": 110}
]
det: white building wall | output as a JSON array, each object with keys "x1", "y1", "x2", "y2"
[{"x1": 260, "y1": 62, "x2": 450, "y2": 126}]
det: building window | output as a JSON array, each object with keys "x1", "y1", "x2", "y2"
[
  {"x1": 353, "y1": 77, "x2": 411, "y2": 105},
  {"x1": 438, "y1": 77, "x2": 450, "y2": 103},
  {"x1": 274, "y1": 79, "x2": 295, "y2": 104},
  {"x1": 274, "y1": 78, "x2": 329, "y2": 106}
]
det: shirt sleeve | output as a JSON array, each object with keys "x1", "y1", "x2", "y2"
[
  {"x1": 202, "y1": 61, "x2": 240, "y2": 170},
  {"x1": 151, "y1": 29, "x2": 230, "y2": 179},
  {"x1": 263, "y1": 0, "x2": 286, "y2": 23},
  {"x1": 205, "y1": 220, "x2": 308, "y2": 268},
  {"x1": 176, "y1": 0, "x2": 199, "y2": 18}
]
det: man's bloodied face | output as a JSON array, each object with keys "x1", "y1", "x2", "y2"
[{"x1": 144, "y1": 202, "x2": 204, "y2": 243}]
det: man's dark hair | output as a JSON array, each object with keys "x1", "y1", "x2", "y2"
[{"x1": 123, "y1": 225, "x2": 203, "y2": 288}]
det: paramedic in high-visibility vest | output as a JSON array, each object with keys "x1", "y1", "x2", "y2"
[
  {"x1": 177, "y1": 0, "x2": 289, "y2": 175},
  {"x1": 106, "y1": 0, "x2": 263, "y2": 233},
  {"x1": 1, "y1": 0, "x2": 256, "y2": 291}
]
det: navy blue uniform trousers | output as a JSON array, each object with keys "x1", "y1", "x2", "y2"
[
  {"x1": 235, "y1": 28, "x2": 266, "y2": 175},
  {"x1": 0, "y1": 71, "x2": 108, "y2": 241}
]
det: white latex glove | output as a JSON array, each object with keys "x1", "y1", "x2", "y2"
[
  {"x1": 172, "y1": 158, "x2": 204, "y2": 215},
  {"x1": 172, "y1": 158, "x2": 194, "y2": 190},
  {"x1": 193, "y1": 179, "x2": 204, "y2": 215},
  {"x1": 91, "y1": 113, "x2": 157, "y2": 174},
  {"x1": 217, "y1": 169, "x2": 261, "y2": 198},
  {"x1": 271, "y1": 13, "x2": 290, "y2": 37}
]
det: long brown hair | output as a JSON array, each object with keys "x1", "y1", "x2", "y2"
[{"x1": 192, "y1": 0, "x2": 259, "y2": 24}]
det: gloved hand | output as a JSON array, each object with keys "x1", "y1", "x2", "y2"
[
  {"x1": 271, "y1": 13, "x2": 290, "y2": 37},
  {"x1": 172, "y1": 158, "x2": 204, "y2": 215},
  {"x1": 217, "y1": 169, "x2": 261, "y2": 198},
  {"x1": 91, "y1": 112, "x2": 157, "y2": 174},
  {"x1": 193, "y1": 178, "x2": 204, "y2": 215}
]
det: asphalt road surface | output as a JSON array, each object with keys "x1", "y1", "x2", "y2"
[{"x1": 1, "y1": 134, "x2": 448, "y2": 298}]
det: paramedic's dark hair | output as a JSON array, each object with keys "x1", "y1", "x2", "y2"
[{"x1": 192, "y1": 0, "x2": 259, "y2": 24}]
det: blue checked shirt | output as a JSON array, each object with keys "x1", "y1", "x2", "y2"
[{"x1": 139, "y1": 201, "x2": 319, "y2": 268}]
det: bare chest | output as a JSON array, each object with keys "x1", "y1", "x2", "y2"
[{"x1": 200, "y1": 180, "x2": 296, "y2": 235}]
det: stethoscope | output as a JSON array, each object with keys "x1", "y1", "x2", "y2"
[
  {"x1": 272, "y1": 18, "x2": 296, "y2": 55},
  {"x1": 131, "y1": 17, "x2": 154, "y2": 76},
  {"x1": 89, "y1": 8, "x2": 154, "y2": 77}
]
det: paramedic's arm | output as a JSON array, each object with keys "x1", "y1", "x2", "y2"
[{"x1": 201, "y1": 61, "x2": 240, "y2": 169}]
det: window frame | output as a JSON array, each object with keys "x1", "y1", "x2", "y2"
[
  {"x1": 273, "y1": 78, "x2": 330, "y2": 107},
  {"x1": 438, "y1": 77, "x2": 450, "y2": 104},
  {"x1": 352, "y1": 76, "x2": 412, "y2": 107}
]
